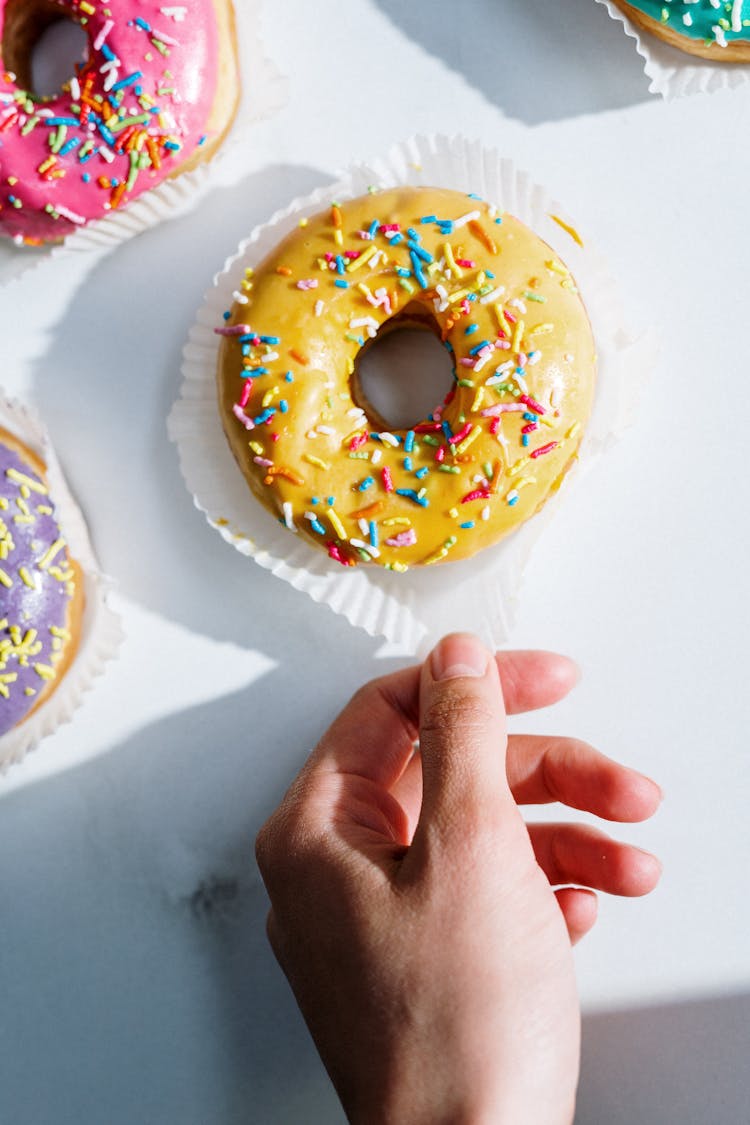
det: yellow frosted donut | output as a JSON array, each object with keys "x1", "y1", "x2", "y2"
[{"x1": 216, "y1": 186, "x2": 596, "y2": 570}]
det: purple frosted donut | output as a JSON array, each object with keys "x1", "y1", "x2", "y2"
[{"x1": 0, "y1": 429, "x2": 81, "y2": 736}]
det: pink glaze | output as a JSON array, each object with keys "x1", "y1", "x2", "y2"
[{"x1": 0, "y1": 0, "x2": 221, "y2": 243}]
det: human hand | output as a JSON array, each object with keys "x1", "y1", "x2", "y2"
[{"x1": 256, "y1": 634, "x2": 662, "y2": 1125}]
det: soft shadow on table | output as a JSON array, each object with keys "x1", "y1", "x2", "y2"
[
  {"x1": 373, "y1": 0, "x2": 651, "y2": 123},
  {"x1": 578, "y1": 991, "x2": 750, "y2": 1123},
  {"x1": 30, "y1": 162, "x2": 346, "y2": 651},
  {"x1": 0, "y1": 644, "x2": 384, "y2": 1123}
]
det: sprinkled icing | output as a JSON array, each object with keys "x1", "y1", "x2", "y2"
[
  {"x1": 621, "y1": 0, "x2": 750, "y2": 46},
  {"x1": 0, "y1": 0, "x2": 223, "y2": 243},
  {"x1": 217, "y1": 187, "x2": 596, "y2": 571},
  {"x1": 0, "y1": 435, "x2": 77, "y2": 734}
]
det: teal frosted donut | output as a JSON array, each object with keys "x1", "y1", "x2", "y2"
[{"x1": 613, "y1": 0, "x2": 750, "y2": 59}]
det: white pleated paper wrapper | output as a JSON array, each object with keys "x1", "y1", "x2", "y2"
[
  {"x1": 169, "y1": 134, "x2": 654, "y2": 655},
  {"x1": 597, "y1": 0, "x2": 750, "y2": 98},
  {"x1": 0, "y1": 396, "x2": 124, "y2": 772},
  {"x1": 0, "y1": 0, "x2": 286, "y2": 288}
]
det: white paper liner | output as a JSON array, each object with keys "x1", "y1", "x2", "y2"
[
  {"x1": 597, "y1": 0, "x2": 750, "y2": 99},
  {"x1": 0, "y1": 0, "x2": 286, "y2": 286},
  {"x1": 168, "y1": 134, "x2": 655, "y2": 654},
  {"x1": 0, "y1": 395, "x2": 124, "y2": 772}
]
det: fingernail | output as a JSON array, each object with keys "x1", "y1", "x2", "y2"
[
  {"x1": 431, "y1": 633, "x2": 489, "y2": 681},
  {"x1": 640, "y1": 773, "x2": 664, "y2": 803},
  {"x1": 636, "y1": 847, "x2": 663, "y2": 870}
]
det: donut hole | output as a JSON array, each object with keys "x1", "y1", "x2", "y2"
[
  {"x1": 3, "y1": 0, "x2": 88, "y2": 97},
  {"x1": 353, "y1": 316, "x2": 456, "y2": 431}
]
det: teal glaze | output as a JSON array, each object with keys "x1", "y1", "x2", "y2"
[{"x1": 623, "y1": 0, "x2": 750, "y2": 45}]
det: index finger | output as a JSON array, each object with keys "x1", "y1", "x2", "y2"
[{"x1": 309, "y1": 649, "x2": 579, "y2": 789}]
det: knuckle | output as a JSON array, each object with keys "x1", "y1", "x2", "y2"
[
  {"x1": 498, "y1": 652, "x2": 521, "y2": 704},
  {"x1": 349, "y1": 679, "x2": 375, "y2": 710},
  {"x1": 254, "y1": 802, "x2": 313, "y2": 888},
  {"x1": 565, "y1": 737, "x2": 597, "y2": 764},
  {"x1": 254, "y1": 816, "x2": 279, "y2": 877},
  {"x1": 598, "y1": 767, "x2": 627, "y2": 813},
  {"x1": 548, "y1": 826, "x2": 570, "y2": 885},
  {"x1": 606, "y1": 838, "x2": 642, "y2": 894},
  {"x1": 550, "y1": 736, "x2": 593, "y2": 773},
  {"x1": 421, "y1": 690, "x2": 496, "y2": 743},
  {"x1": 543, "y1": 737, "x2": 595, "y2": 791},
  {"x1": 347, "y1": 677, "x2": 386, "y2": 717}
]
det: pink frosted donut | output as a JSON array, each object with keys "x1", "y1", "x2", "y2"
[{"x1": 0, "y1": 0, "x2": 239, "y2": 244}]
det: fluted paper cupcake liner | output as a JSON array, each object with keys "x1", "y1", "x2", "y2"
[{"x1": 169, "y1": 134, "x2": 656, "y2": 655}]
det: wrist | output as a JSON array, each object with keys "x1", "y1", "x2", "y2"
[{"x1": 345, "y1": 1068, "x2": 576, "y2": 1125}]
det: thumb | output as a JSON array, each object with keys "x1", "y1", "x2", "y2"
[{"x1": 413, "y1": 633, "x2": 514, "y2": 853}]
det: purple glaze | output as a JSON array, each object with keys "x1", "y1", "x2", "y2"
[{"x1": 0, "y1": 441, "x2": 75, "y2": 735}]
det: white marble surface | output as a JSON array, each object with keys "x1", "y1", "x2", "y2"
[{"x1": 1, "y1": 1, "x2": 749, "y2": 1122}]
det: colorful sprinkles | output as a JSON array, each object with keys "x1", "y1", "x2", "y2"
[
  {"x1": 217, "y1": 187, "x2": 596, "y2": 570},
  {"x1": 0, "y1": 0, "x2": 225, "y2": 244},
  {"x1": 0, "y1": 437, "x2": 77, "y2": 735},
  {"x1": 619, "y1": 0, "x2": 750, "y2": 48}
]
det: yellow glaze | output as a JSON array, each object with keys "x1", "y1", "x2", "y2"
[{"x1": 217, "y1": 187, "x2": 597, "y2": 570}]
